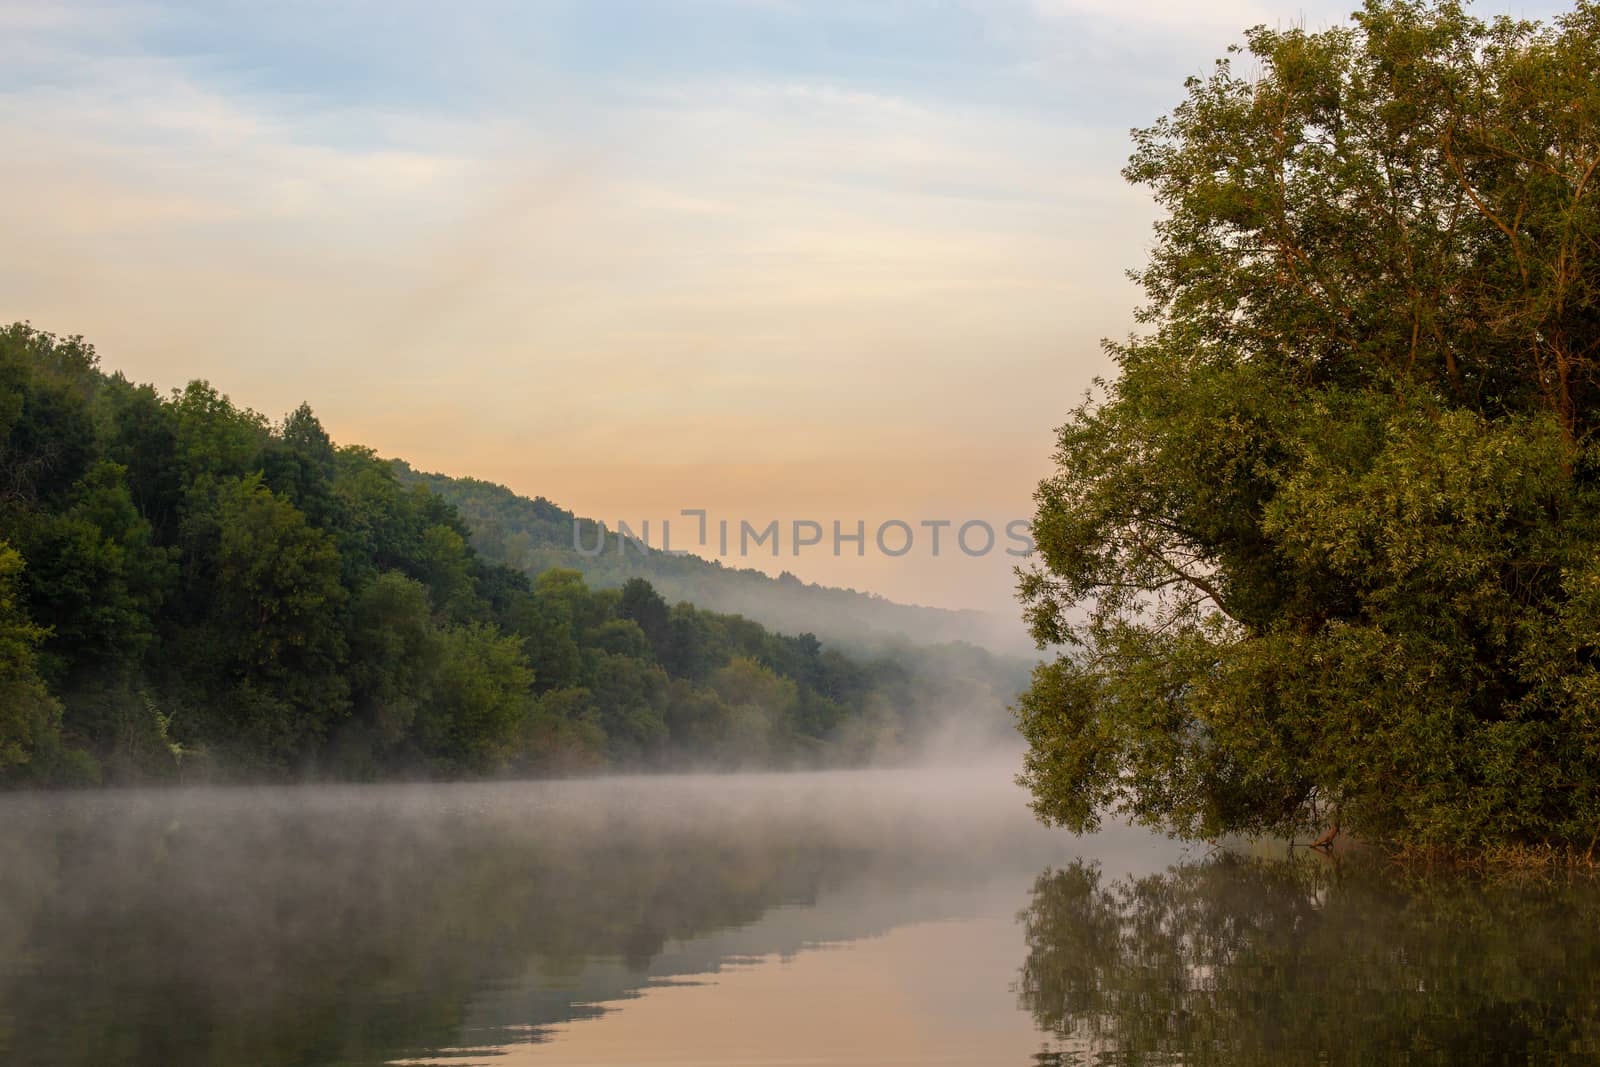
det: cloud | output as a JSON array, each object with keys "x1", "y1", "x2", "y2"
[
  {"x1": 0, "y1": 0, "x2": 1160, "y2": 613},
  {"x1": 1028, "y1": 0, "x2": 1285, "y2": 32}
]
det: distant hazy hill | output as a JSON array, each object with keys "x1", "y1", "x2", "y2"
[{"x1": 394, "y1": 463, "x2": 1034, "y2": 658}]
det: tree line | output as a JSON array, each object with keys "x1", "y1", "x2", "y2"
[
  {"x1": 396, "y1": 464, "x2": 1032, "y2": 656},
  {"x1": 0, "y1": 323, "x2": 959, "y2": 785}
]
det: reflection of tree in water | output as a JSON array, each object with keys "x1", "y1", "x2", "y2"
[
  {"x1": 0, "y1": 789, "x2": 880, "y2": 1067},
  {"x1": 1018, "y1": 855, "x2": 1600, "y2": 1065}
]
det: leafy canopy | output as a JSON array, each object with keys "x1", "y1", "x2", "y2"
[
  {"x1": 1, "y1": 322, "x2": 985, "y2": 784},
  {"x1": 1018, "y1": 0, "x2": 1600, "y2": 850}
]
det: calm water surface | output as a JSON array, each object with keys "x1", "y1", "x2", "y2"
[{"x1": 1, "y1": 768, "x2": 1598, "y2": 1066}]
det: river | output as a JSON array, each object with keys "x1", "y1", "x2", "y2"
[{"x1": 1, "y1": 767, "x2": 1596, "y2": 1065}]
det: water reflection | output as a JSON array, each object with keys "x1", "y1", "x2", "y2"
[
  {"x1": 0, "y1": 769, "x2": 1115, "y2": 1067},
  {"x1": 1018, "y1": 853, "x2": 1600, "y2": 1065},
  {"x1": 5, "y1": 773, "x2": 1597, "y2": 1067}
]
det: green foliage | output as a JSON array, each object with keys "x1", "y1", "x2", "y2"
[
  {"x1": 0, "y1": 324, "x2": 98, "y2": 506},
  {"x1": 346, "y1": 571, "x2": 434, "y2": 748},
  {"x1": 1019, "y1": 0, "x2": 1600, "y2": 850},
  {"x1": 708, "y1": 657, "x2": 800, "y2": 763},
  {"x1": 201, "y1": 474, "x2": 350, "y2": 759},
  {"x1": 0, "y1": 542, "x2": 63, "y2": 777},
  {"x1": 170, "y1": 381, "x2": 267, "y2": 488},
  {"x1": 520, "y1": 687, "x2": 607, "y2": 771},
  {"x1": 0, "y1": 323, "x2": 994, "y2": 783},
  {"x1": 618, "y1": 576, "x2": 670, "y2": 656},
  {"x1": 26, "y1": 461, "x2": 175, "y2": 685},
  {"x1": 417, "y1": 623, "x2": 534, "y2": 771},
  {"x1": 585, "y1": 651, "x2": 671, "y2": 761}
]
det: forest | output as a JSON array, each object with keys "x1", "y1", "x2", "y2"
[
  {"x1": 0, "y1": 323, "x2": 1003, "y2": 786},
  {"x1": 397, "y1": 465, "x2": 1029, "y2": 655}
]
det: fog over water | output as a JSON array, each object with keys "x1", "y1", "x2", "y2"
[{"x1": 3, "y1": 767, "x2": 1600, "y2": 1066}]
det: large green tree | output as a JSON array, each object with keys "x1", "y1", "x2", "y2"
[
  {"x1": 198, "y1": 475, "x2": 350, "y2": 761},
  {"x1": 1018, "y1": 0, "x2": 1600, "y2": 850}
]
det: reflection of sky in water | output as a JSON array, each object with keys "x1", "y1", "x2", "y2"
[
  {"x1": 430, "y1": 839, "x2": 1131, "y2": 1065},
  {"x1": 417, "y1": 768, "x2": 1181, "y2": 1064},
  {"x1": 429, "y1": 916, "x2": 1068, "y2": 1067}
]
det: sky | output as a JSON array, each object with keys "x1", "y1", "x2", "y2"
[{"x1": 0, "y1": 0, "x2": 1573, "y2": 616}]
